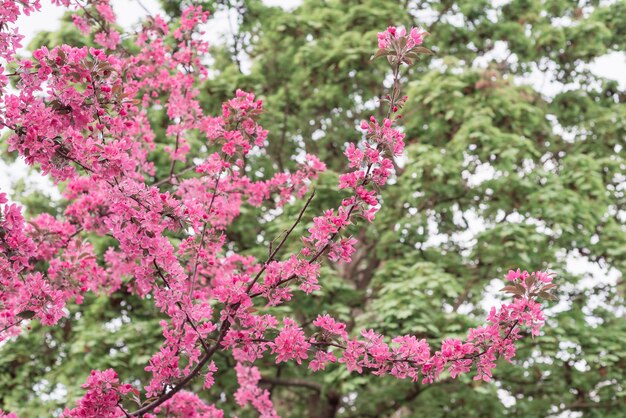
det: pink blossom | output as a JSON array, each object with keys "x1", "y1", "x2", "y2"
[
  {"x1": 273, "y1": 318, "x2": 311, "y2": 364},
  {"x1": 313, "y1": 314, "x2": 349, "y2": 340},
  {"x1": 154, "y1": 391, "x2": 223, "y2": 418},
  {"x1": 234, "y1": 364, "x2": 278, "y2": 418},
  {"x1": 309, "y1": 350, "x2": 337, "y2": 371},
  {"x1": 95, "y1": 3, "x2": 116, "y2": 24},
  {"x1": 377, "y1": 26, "x2": 427, "y2": 50},
  {"x1": 94, "y1": 30, "x2": 121, "y2": 50},
  {"x1": 61, "y1": 369, "x2": 135, "y2": 417}
]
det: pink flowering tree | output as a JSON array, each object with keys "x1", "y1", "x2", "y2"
[{"x1": 0, "y1": 2, "x2": 558, "y2": 417}]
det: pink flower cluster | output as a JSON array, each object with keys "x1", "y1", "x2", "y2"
[
  {"x1": 225, "y1": 270, "x2": 551, "y2": 388},
  {"x1": 68, "y1": 1, "x2": 122, "y2": 50},
  {"x1": 377, "y1": 26, "x2": 426, "y2": 49},
  {"x1": 234, "y1": 364, "x2": 278, "y2": 418},
  {"x1": 149, "y1": 391, "x2": 223, "y2": 418},
  {"x1": 61, "y1": 369, "x2": 135, "y2": 417},
  {"x1": 373, "y1": 26, "x2": 432, "y2": 66},
  {"x1": 0, "y1": 193, "x2": 100, "y2": 339},
  {"x1": 0, "y1": 0, "x2": 41, "y2": 60},
  {"x1": 507, "y1": 268, "x2": 553, "y2": 284}
]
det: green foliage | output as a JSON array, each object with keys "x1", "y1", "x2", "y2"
[{"x1": 1, "y1": 0, "x2": 625, "y2": 416}]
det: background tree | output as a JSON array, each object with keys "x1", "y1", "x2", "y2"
[{"x1": 0, "y1": 0, "x2": 624, "y2": 417}]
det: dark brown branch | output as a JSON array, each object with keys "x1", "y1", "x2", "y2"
[
  {"x1": 117, "y1": 403, "x2": 131, "y2": 418},
  {"x1": 260, "y1": 376, "x2": 322, "y2": 392}
]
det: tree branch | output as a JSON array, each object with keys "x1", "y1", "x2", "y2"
[{"x1": 260, "y1": 376, "x2": 323, "y2": 392}]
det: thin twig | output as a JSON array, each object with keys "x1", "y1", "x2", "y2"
[
  {"x1": 153, "y1": 260, "x2": 211, "y2": 353},
  {"x1": 189, "y1": 173, "x2": 222, "y2": 297},
  {"x1": 245, "y1": 189, "x2": 316, "y2": 294},
  {"x1": 134, "y1": 0, "x2": 153, "y2": 17},
  {"x1": 0, "y1": 318, "x2": 24, "y2": 334},
  {"x1": 117, "y1": 403, "x2": 131, "y2": 418},
  {"x1": 250, "y1": 61, "x2": 403, "y2": 297}
]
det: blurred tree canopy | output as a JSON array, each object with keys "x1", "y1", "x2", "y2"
[{"x1": 1, "y1": 0, "x2": 625, "y2": 416}]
